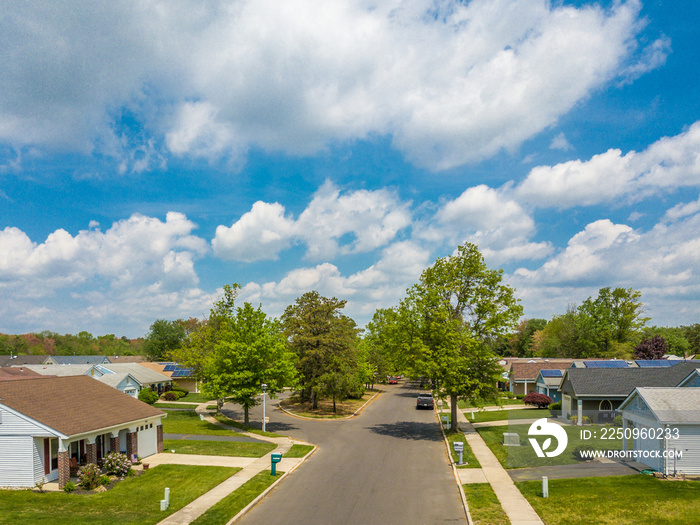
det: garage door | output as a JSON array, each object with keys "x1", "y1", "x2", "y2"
[
  {"x1": 636, "y1": 424, "x2": 662, "y2": 472},
  {"x1": 137, "y1": 423, "x2": 157, "y2": 458}
]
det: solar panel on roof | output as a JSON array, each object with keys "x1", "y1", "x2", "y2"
[
  {"x1": 585, "y1": 360, "x2": 628, "y2": 368},
  {"x1": 540, "y1": 369, "x2": 563, "y2": 377},
  {"x1": 636, "y1": 360, "x2": 676, "y2": 368},
  {"x1": 163, "y1": 364, "x2": 176, "y2": 372}
]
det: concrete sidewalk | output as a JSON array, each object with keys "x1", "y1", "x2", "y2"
[
  {"x1": 449, "y1": 403, "x2": 544, "y2": 525},
  {"x1": 156, "y1": 402, "x2": 312, "y2": 525}
]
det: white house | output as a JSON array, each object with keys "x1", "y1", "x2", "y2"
[
  {"x1": 619, "y1": 387, "x2": 700, "y2": 476},
  {"x1": 13, "y1": 364, "x2": 141, "y2": 397},
  {"x1": 0, "y1": 375, "x2": 165, "y2": 489}
]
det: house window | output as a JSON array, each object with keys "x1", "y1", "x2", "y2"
[{"x1": 600, "y1": 399, "x2": 613, "y2": 411}]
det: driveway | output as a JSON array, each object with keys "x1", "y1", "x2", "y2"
[{"x1": 229, "y1": 383, "x2": 467, "y2": 525}]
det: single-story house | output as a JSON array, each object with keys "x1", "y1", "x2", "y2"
[
  {"x1": 0, "y1": 367, "x2": 46, "y2": 381},
  {"x1": 535, "y1": 369, "x2": 564, "y2": 402},
  {"x1": 508, "y1": 360, "x2": 573, "y2": 396},
  {"x1": 12, "y1": 364, "x2": 142, "y2": 398},
  {"x1": 44, "y1": 355, "x2": 112, "y2": 365},
  {"x1": 107, "y1": 355, "x2": 146, "y2": 364},
  {"x1": 560, "y1": 362, "x2": 700, "y2": 425},
  {"x1": 0, "y1": 355, "x2": 48, "y2": 367},
  {"x1": 0, "y1": 375, "x2": 165, "y2": 488},
  {"x1": 140, "y1": 362, "x2": 198, "y2": 393},
  {"x1": 678, "y1": 368, "x2": 700, "y2": 388},
  {"x1": 95, "y1": 363, "x2": 172, "y2": 394},
  {"x1": 619, "y1": 387, "x2": 700, "y2": 475}
]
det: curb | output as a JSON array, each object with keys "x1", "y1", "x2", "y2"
[
  {"x1": 276, "y1": 389, "x2": 382, "y2": 421},
  {"x1": 227, "y1": 445, "x2": 318, "y2": 525},
  {"x1": 437, "y1": 406, "x2": 473, "y2": 525}
]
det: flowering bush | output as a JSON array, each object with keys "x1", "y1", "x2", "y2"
[
  {"x1": 103, "y1": 452, "x2": 132, "y2": 477},
  {"x1": 77, "y1": 463, "x2": 102, "y2": 490}
]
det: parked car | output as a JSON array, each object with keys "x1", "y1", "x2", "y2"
[
  {"x1": 388, "y1": 376, "x2": 398, "y2": 384},
  {"x1": 416, "y1": 392, "x2": 434, "y2": 409}
]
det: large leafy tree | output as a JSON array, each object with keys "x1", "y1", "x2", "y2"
[
  {"x1": 633, "y1": 335, "x2": 669, "y2": 360},
  {"x1": 203, "y1": 302, "x2": 296, "y2": 424},
  {"x1": 281, "y1": 291, "x2": 361, "y2": 410},
  {"x1": 405, "y1": 243, "x2": 523, "y2": 431},
  {"x1": 144, "y1": 319, "x2": 187, "y2": 361}
]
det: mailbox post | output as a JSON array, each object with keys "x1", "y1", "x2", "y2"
[
  {"x1": 271, "y1": 453, "x2": 282, "y2": 476},
  {"x1": 453, "y1": 441, "x2": 464, "y2": 465},
  {"x1": 261, "y1": 383, "x2": 267, "y2": 433}
]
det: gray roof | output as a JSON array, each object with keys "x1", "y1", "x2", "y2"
[
  {"x1": 622, "y1": 388, "x2": 700, "y2": 423},
  {"x1": 97, "y1": 363, "x2": 171, "y2": 385},
  {"x1": 0, "y1": 355, "x2": 49, "y2": 367},
  {"x1": 14, "y1": 364, "x2": 94, "y2": 377},
  {"x1": 97, "y1": 372, "x2": 135, "y2": 389},
  {"x1": 47, "y1": 355, "x2": 111, "y2": 365},
  {"x1": 561, "y1": 362, "x2": 700, "y2": 398}
]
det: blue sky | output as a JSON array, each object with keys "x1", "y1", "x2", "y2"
[{"x1": 1, "y1": 0, "x2": 699, "y2": 338}]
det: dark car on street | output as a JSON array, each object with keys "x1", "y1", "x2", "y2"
[{"x1": 416, "y1": 392, "x2": 434, "y2": 409}]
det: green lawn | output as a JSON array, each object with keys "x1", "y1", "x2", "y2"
[
  {"x1": 178, "y1": 392, "x2": 216, "y2": 404},
  {"x1": 458, "y1": 397, "x2": 524, "y2": 409},
  {"x1": 284, "y1": 444, "x2": 315, "y2": 458},
  {"x1": 0, "y1": 465, "x2": 237, "y2": 524},
  {"x1": 463, "y1": 483, "x2": 509, "y2": 525},
  {"x1": 477, "y1": 423, "x2": 622, "y2": 468},
  {"x1": 154, "y1": 402, "x2": 199, "y2": 409},
  {"x1": 466, "y1": 408, "x2": 546, "y2": 423},
  {"x1": 192, "y1": 471, "x2": 283, "y2": 525},
  {"x1": 162, "y1": 410, "x2": 246, "y2": 436},
  {"x1": 518, "y1": 475, "x2": 700, "y2": 524},
  {"x1": 213, "y1": 414, "x2": 284, "y2": 438},
  {"x1": 163, "y1": 439, "x2": 276, "y2": 457},
  {"x1": 446, "y1": 431, "x2": 481, "y2": 468}
]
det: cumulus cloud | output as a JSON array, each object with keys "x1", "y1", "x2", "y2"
[
  {"x1": 213, "y1": 182, "x2": 411, "y2": 261},
  {"x1": 0, "y1": 0, "x2": 656, "y2": 171},
  {"x1": 515, "y1": 121, "x2": 700, "y2": 207}
]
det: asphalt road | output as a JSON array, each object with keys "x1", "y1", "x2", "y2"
[{"x1": 228, "y1": 381, "x2": 467, "y2": 525}]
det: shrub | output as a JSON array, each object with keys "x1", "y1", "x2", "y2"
[
  {"x1": 523, "y1": 392, "x2": 553, "y2": 408},
  {"x1": 103, "y1": 452, "x2": 132, "y2": 477},
  {"x1": 99, "y1": 474, "x2": 111, "y2": 486},
  {"x1": 138, "y1": 388, "x2": 159, "y2": 405},
  {"x1": 171, "y1": 382, "x2": 189, "y2": 396},
  {"x1": 77, "y1": 463, "x2": 102, "y2": 490},
  {"x1": 613, "y1": 415, "x2": 623, "y2": 427},
  {"x1": 63, "y1": 482, "x2": 76, "y2": 493},
  {"x1": 161, "y1": 391, "x2": 179, "y2": 401},
  {"x1": 515, "y1": 394, "x2": 525, "y2": 400},
  {"x1": 570, "y1": 415, "x2": 578, "y2": 424},
  {"x1": 572, "y1": 444, "x2": 595, "y2": 461},
  {"x1": 582, "y1": 416, "x2": 591, "y2": 424}
]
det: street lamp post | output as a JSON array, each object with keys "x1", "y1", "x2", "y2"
[{"x1": 261, "y1": 383, "x2": 267, "y2": 433}]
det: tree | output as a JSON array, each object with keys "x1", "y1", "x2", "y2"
[
  {"x1": 507, "y1": 318, "x2": 547, "y2": 357},
  {"x1": 404, "y1": 243, "x2": 523, "y2": 431},
  {"x1": 523, "y1": 392, "x2": 552, "y2": 409},
  {"x1": 202, "y1": 302, "x2": 296, "y2": 425},
  {"x1": 144, "y1": 319, "x2": 187, "y2": 361},
  {"x1": 633, "y1": 335, "x2": 669, "y2": 360},
  {"x1": 281, "y1": 291, "x2": 361, "y2": 410}
]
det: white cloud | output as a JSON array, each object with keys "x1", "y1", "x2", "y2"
[
  {"x1": 0, "y1": 0, "x2": 655, "y2": 171},
  {"x1": 549, "y1": 132, "x2": 573, "y2": 151},
  {"x1": 212, "y1": 182, "x2": 411, "y2": 261},
  {"x1": 515, "y1": 121, "x2": 700, "y2": 208}
]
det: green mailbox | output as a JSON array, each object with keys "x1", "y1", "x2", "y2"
[{"x1": 271, "y1": 453, "x2": 282, "y2": 476}]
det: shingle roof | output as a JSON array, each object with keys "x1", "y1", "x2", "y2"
[
  {"x1": 48, "y1": 356, "x2": 110, "y2": 365},
  {"x1": 16, "y1": 364, "x2": 94, "y2": 377},
  {"x1": 0, "y1": 367, "x2": 46, "y2": 381},
  {"x1": 98, "y1": 363, "x2": 171, "y2": 385},
  {"x1": 625, "y1": 388, "x2": 700, "y2": 423},
  {"x1": 0, "y1": 355, "x2": 49, "y2": 367},
  {"x1": 0, "y1": 376, "x2": 164, "y2": 437},
  {"x1": 562, "y1": 362, "x2": 700, "y2": 397},
  {"x1": 510, "y1": 360, "x2": 573, "y2": 381}
]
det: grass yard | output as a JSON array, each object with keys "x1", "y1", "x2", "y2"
[
  {"x1": 477, "y1": 424, "x2": 622, "y2": 469},
  {"x1": 178, "y1": 392, "x2": 216, "y2": 404},
  {"x1": 279, "y1": 390, "x2": 378, "y2": 418},
  {"x1": 162, "y1": 410, "x2": 247, "y2": 436},
  {"x1": 458, "y1": 397, "x2": 524, "y2": 409},
  {"x1": 466, "y1": 408, "x2": 546, "y2": 423},
  {"x1": 518, "y1": 475, "x2": 700, "y2": 524},
  {"x1": 463, "y1": 483, "x2": 509, "y2": 525},
  {"x1": 191, "y1": 471, "x2": 283, "y2": 525},
  {"x1": 163, "y1": 439, "x2": 276, "y2": 457},
  {"x1": 0, "y1": 465, "x2": 237, "y2": 524},
  {"x1": 154, "y1": 402, "x2": 199, "y2": 409},
  {"x1": 213, "y1": 414, "x2": 283, "y2": 438},
  {"x1": 446, "y1": 430, "x2": 481, "y2": 468},
  {"x1": 284, "y1": 444, "x2": 315, "y2": 458}
]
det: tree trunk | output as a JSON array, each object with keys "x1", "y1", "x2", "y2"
[
  {"x1": 311, "y1": 389, "x2": 318, "y2": 410},
  {"x1": 333, "y1": 396, "x2": 337, "y2": 413},
  {"x1": 450, "y1": 393, "x2": 458, "y2": 433},
  {"x1": 217, "y1": 398, "x2": 223, "y2": 414},
  {"x1": 244, "y1": 405, "x2": 249, "y2": 426}
]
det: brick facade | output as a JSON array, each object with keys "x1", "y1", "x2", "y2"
[
  {"x1": 126, "y1": 431, "x2": 137, "y2": 459},
  {"x1": 110, "y1": 436, "x2": 118, "y2": 454},
  {"x1": 86, "y1": 442, "x2": 97, "y2": 465},
  {"x1": 58, "y1": 450, "x2": 70, "y2": 489}
]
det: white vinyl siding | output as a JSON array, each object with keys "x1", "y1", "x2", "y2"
[
  {"x1": 635, "y1": 424, "x2": 663, "y2": 472},
  {"x1": 670, "y1": 426, "x2": 700, "y2": 476},
  {"x1": 0, "y1": 435, "x2": 34, "y2": 487},
  {"x1": 0, "y1": 406, "x2": 50, "y2": 436}
]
